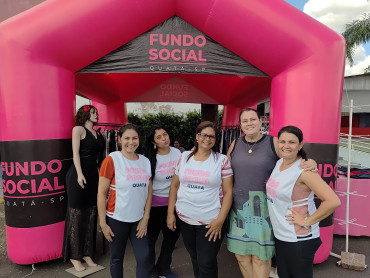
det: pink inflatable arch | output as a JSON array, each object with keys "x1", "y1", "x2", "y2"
[{"x1": 0, "y1": 0, "x2": 345, "y2": 265}]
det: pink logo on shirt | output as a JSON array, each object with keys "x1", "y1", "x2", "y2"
[
  {"x1": 183, "y1": 168, "x2": 210, "y2": 185},
  {"x1": 158, "y1": 161, "x2": 176, "y2": 175},
  {"x1": 266, "y1": 177, "x2": 280, "y2": 199},
  {"x1": 125, "y1": 167, "x2": 149, "y2": 182}
]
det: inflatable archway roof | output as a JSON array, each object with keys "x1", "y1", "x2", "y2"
[
  {"x1": 0, "y1": 0, "x2": 345, "y2": 122},
  {"x1": 0, "y1": 0, "x2": 345, "y2": 266}
]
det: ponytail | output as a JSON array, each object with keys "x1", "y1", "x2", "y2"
[{"x1": 299, "y1": 148, "x2": 308, "y2": 161}]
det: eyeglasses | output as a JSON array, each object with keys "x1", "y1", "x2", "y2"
[{"x1": 198, "y1": 133, "x2": 216, "y2": 140}]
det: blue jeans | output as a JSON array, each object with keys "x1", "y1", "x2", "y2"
[{"x1": 107, "y1": 217, "x2": 150, "y2": 278}]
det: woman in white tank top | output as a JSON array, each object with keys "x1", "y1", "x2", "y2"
[{"x1": 266, "y1": 126, "x2": 340, "y2": 278}]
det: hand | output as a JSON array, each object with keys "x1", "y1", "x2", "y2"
[
  {"x1": 136, "y1": 217, "x2": 148, "y2": 238},
  {"x1": 205, "y1": 218, "x2": 224, "y2": 242},
  {"x1": 77, "y1": 174, "x2": 86, "y2": 189},
  {"x1": 101, "y1": 223, "x2": 114, "y2": 242},
  {"x1": 286, "y1": 209, "x2": 305, "y2": 227},
  {"x1": 167, "y1": 213, "x2": 176, "y2": 231},
  {"x1": 300, "y1": 159, "x2": 318, "y2": 173}
]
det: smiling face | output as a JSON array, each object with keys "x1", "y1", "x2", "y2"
[
  {"x1": 278, "y1": 131, "x2": 303, "y2": 159},
  {"x1": 119, "y1": 128, "x2": 139, "y2": 155},
  {"x1": 153, "y1": 128, "x2": 170, "y2": 150},
  {"x1": 240, "y1": 110, "x2": 262, "y2": 138},
  {"x1": 196, "y1": 127, "x2": 216, "y2": 151}
]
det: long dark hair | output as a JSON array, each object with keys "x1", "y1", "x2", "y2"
[
  {"x1": 144, "y1": 125, "x2": 165, "y2": 180},
  {"x1": 278, "y1": 125, "x2": 308, "y2": 161},
  {"x1": 76, "y1": 105, "x2": 98, "y2": 126},
  {"x1": 186, "y1": 121, "x2": 218, "y2": 162}
]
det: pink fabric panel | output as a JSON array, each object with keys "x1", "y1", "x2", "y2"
[
  {"x1": 152, "y1": 195, "x2": 169, "y2": 207},
  {"x1": 176, "y1": 0, "x2": 344, "y2": 77},
  {"x1": 6, "y1": 222, "x2": 65, "y2": 265},
  {"x1": 75, "y1": 73, "x2": 121, "y2": 104},
  {"x1": 92, "y1": 100, "x2": 127, "y2": 124},
  {"x1": 334, "y1": 176, "x2": 370, "y2": 236},
  {"x1": 269, "y1": 55, "x2": 345, "y2": 144},
  {"x1": 314, "y1": 225, "x2": 334, "y2": 264},
  {"x1": 0, "y1": 65, "x2": 75, "y2": 141},
  {"x1": 222, "y1": 105, "x2": 242, "y2": 126},
  {"x1": 0, "y1": 0, "x2": 175, "y2": 72}
]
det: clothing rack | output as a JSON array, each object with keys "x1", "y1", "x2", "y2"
[
  {"x1": 218, "y1": 125, "x2": 240, "y2": 129},
  {"x1": 96, "y1": 123, "x2": 123, "y2": 128},
  {"x1": 96, "y1": 123, "x2": 122, "y2": 158},
  {"x1": 217, "y1": 125, "x2": 242, "y2": 154}
]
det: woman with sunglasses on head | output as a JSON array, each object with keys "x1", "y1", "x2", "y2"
[
  {"x1": 98, "y1": 123, "x2": 153, "y2": 278},
  {"x1": 226, "y1": 108, "x2": 317, "y2": 278},
  {"x1": 266, "y1": 126, "x2": 340, "y2": 278},
  {"x1": 63, "y1": 105, "x2": 105, "y2": 272},
  {"x1": 167, "y1": 121, "x2": 233, "y2": 278},
  {"x1": 144, "y1": 125, "x2": 181, "y2": 278}
]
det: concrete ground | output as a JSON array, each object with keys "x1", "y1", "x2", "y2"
[{"x1": 0, "y1": 203, "x2": 368, "y2": 278}]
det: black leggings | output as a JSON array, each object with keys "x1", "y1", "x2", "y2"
[
  {"x1": 275, "y1": 237, "x2": 322, "y2": 278},
  {"x1": 148, "y1": 206, "x2": 180, "y2": 276},
  {"x1": 107, "y1": 217, "x2": 150, "y2": 278},
  {"x1": 178, "y1": 219, "x2": 227, "y2": 278}
]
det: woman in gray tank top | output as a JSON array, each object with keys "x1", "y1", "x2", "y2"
[{"x1": 226, "y1": 108, "x2": 317, "y2": 278}]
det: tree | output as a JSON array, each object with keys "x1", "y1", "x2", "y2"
[
  {"x1": 201, "y1": 104, "x2": 218, "y2": 125},
  {"x1": 342, "y1": 13, "x2": 370, "y2": 66},
  {"x1": 364, "y1": 64, "x2": 370, "y2": 74}
]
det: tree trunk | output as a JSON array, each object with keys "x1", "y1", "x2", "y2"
[{"x1": 201, "y1": 104, "x2": 218, "y2": 125}]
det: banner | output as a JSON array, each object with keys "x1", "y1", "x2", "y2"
[
  {"x1": 0, "y1": 139, "x2": 72, "y2": 228},
  {"x1": 304, "y1": 142, "x2": 338, "y2": 227},
  {"x1": 79, "y1": 16, "x2": 268, "y2": 77}
]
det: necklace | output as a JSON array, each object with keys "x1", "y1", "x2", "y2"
[
  {"x1": 246, "y1": 141, "x2": 257, "y2": 153},
  {"x1": 245, "y1": 134, "x2": 262, "y2": 153}
]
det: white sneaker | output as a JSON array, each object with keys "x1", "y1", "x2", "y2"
[{"x1": 270, "y1": 267, "x2": 279, "y2": 278}]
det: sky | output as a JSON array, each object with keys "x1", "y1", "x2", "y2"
[{"x1": 285, "y1": 0, "x2": 370, "y2": 76}]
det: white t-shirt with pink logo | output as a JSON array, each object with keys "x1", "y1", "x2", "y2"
[
  {"x1": 153, "y1": 147, "x2": 181, "y2": 198},
  {"x1": 175, "y1": 151, "x2": 233, "y2": 225},
  {"x1": 100, "y1": 151, "x2": 151, "y2": 223}
]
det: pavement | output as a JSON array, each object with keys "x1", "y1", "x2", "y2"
[{"x1": 0, "y1": 203, "x2": 369, "y2": 278}]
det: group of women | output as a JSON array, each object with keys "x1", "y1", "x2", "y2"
[{"x1": 63, "y1": 105, "x2": 340, "y2": 278}]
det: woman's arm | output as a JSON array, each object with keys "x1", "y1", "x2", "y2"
[
  {"x1": 205, "y1": 175, "x2": 233, "y2": 242},
  {"x1": 72, "y1": 126, "x2": 86, "y2": 188},
  {"x1": 273, "y1": 137, "x2": 281, "y2": 158},
  {"x1": 97, "y1": 176, "x2": 115, "y2": 242},
  {"x1": 287, "y1": 172, "x2": 341, "y2": 228},
  {"x1": 136, "y1": 180, "x2": 153, "y2": 238},
  {"x1": 226, "y1": 140, "x2": 236, "y2": 161},
  {"x1": 167, "y1": 174, "x2": 180, "y2": 231}
]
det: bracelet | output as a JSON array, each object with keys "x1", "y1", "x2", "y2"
[{"x1": 302, "y1": 217, "x2": 310, "y2": 229}]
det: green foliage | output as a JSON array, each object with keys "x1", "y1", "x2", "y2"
[
  {"x1": 127, "y1": 109, "x2": 225, "y2": 153},
  {"x1": 128, "y1": 111, "x2": 202, "y2": 152},
  {"x1": 343, "y1": 13, "x2": 370, "y2": 66},
  {"x1": 364, "y1": 64, "x2": 370, "y2": 74},
  {"x1": 218, "y1": 110, "x2": 223, "y2": 125}
]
